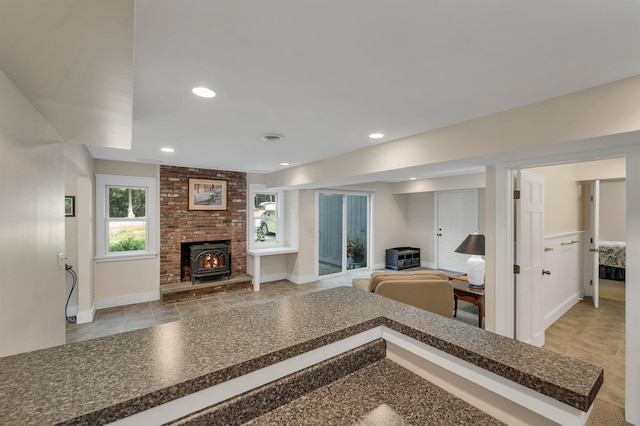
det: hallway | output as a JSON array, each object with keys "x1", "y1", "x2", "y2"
[{"x1": 545, "y1": 297, "x2": 625, "y2": 409}]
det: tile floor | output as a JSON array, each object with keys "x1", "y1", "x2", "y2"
[
  {"x1": 544, "y1": 297, "x2": 625, "y2": 409},
  {"x1": 66, "y1": 270, "x2": 480, "y2": 343},
  {"x1": 66, "y1": 273, "x2": 367, "y2": 344}
]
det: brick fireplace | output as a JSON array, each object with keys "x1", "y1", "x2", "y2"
[{"x1": 159, "y1": 166, "x2": 248, "y2": 302}]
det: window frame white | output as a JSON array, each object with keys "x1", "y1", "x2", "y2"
[
  {"x1": 95, "y1": 174, "x2": 158, "y2": 261},
  {"x1": 249, "y1": 184, "x2": 284, "y2": 248}
]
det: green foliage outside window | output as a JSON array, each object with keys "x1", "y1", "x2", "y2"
[
  {"x1": 108, "y1": 221, "x2": 146, "y2": 252},
  {"x1": 110, "y1": 235, "x2": 146, "y2": 252},
  {"x1": 255, "y1": 224, "x2": 266, "y2": 242},
  {"x1": 107, "y1": 187, "x2": 147, "y2": 252},
  {"x1": 346, "y1": 233, "x2": 365, "y2": 259},
  {"x1": 109, "y1": 187, "x2": 146, "y2": 218}
]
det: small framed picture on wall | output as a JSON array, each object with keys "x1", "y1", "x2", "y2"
[{"x1": 65, "y1": 196, "x2": 76, "y2": 217}]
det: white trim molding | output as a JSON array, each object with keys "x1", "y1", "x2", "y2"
[{"x1": 96, "y1": 290, "x2": 159, "y2": 310}]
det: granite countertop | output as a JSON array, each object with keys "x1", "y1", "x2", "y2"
[
  {"x1": 244, "y1": 359, "x2": 506, "y2": 426},
  {"x1": 0, "y1": 287, "x2": 603, "y2": 425}
]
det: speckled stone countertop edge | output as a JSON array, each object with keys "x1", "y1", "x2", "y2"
[
  {"x1": 168, "y1": 339, "x2": 389, "y2": 425},
  {"x1": 0, "y1": 287, "x2": 603, "y2": 425},
  {"x1": 67, "y1": 315, "x2": 599, "y2": 424},
  {"x1": 58, "y1": 318, "x2": 387, "y2": 425},
  {"x1": 381, "y1": 318, "x2": 603, "y2": 412}
]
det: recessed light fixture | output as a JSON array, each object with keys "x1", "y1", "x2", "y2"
[
  {"x1": 280, "y1": 162, "x2": 290, "y2": 166},
  {"x1": 160, "y1": 147, "x2": 175, "y2": 153},
  {"x1": 369, "y1": 133, "x2": 384, "y2": 139},
  {"x1": 192, "y1": 87, "x2": 216, "y2": 98},
  {"x1": 409, "y1": 177, "x2": 417, "y2": 180}
]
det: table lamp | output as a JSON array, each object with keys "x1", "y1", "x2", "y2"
[{"x1": 455, "y1": 232, "x2": 485, "y2": 288}]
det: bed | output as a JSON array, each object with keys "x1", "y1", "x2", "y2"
[{"x1": 599, "y1": 241, "x2": 626, "y2": 281}]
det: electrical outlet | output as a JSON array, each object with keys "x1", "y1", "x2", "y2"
[{"x1": 57, "y1": 253, "x2": 64, "y2": 270}]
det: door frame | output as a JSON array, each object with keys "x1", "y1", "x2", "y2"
[
  {"x1": 589, "y1": 180, "x2": 600, "y2": 309},
  {"x1": 492, "y1": 145, "x2": 639, "y2": 424},
  {"x1": 434, "y1": 189, "x2": 479, "y2": 273},
  {"x1": 314, "y1": 189, "x2": 373, "y2": 278},
  {"x1": 493, "y1": 148, "x2": 631, "y2": 335}
]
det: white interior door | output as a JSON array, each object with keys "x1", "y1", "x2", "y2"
[
  {"x1": 436, "y1": 190, "x2": 478, "y2": 273},
  {"x1": 590, "y1": 180, "x2": 600, "y2": 309},
  {"x1": 515, "y1": 170, "x2": 545, "y2": 347}
]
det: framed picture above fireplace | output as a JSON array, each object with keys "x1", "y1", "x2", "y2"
[{"x1": 188, "y1": 178, "x2": 227, "y2": 210}]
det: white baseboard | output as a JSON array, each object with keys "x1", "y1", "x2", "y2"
[
  {"x1": 373, "y1": 262, "x2": 386, "y2": 270},
  {"x1": 545, "y1": 290, "x2": 584, "y2": 329},
  {"x1": 259, "y1": 272, "x2": 288, "y2": 284},
  {"x1": 76, "y1": 302, "x2": 96, "y2": 324},
  {"x1": 421, "y1": 261, "x2": 437, "y2": 269},
  {"x1": 96, "y1": 290, "x2": 159, "y2": 310},
  {"x1": 66, "y1": 304, "x2": 79, "y2": 316},
  {"x1": 286, "y1": 273, "x2": 317, "y2": 285}
]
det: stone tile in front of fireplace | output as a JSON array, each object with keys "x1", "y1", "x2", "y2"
[{"x1": 66, "y1": 276, "x2": 360, "y2": 344}]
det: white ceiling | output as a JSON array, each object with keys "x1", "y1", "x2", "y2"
[{"x1": 2, "y1": 0, "x2": 640, "y2": 180}]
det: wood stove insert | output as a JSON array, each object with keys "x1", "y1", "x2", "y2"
[{"x1": 187, "y1": 241, "x2": 231, "y2": 284}]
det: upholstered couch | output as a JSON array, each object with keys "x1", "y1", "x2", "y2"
[{"x1": 352, "y1": 270, "x2": 454, "y2": 317}]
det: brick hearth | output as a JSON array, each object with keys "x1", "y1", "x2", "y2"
[{"x1": 159, "y1": 165, "x2": 248, "y2": 303}]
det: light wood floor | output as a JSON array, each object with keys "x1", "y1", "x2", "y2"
[{"x1": 545, "y1": 296, "x2": 625, "y2": 409}]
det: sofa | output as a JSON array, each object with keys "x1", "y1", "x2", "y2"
[{"x1": 352, "y1": 270, "x2": 454, "y2": 317}]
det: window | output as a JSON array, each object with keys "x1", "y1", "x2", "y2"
[
  {"x1": 96, "y1": 174, "x2": 157, "y2": 260},
  {"x1": 250, "y1": 185, "x2": 283, "y2": 246}
]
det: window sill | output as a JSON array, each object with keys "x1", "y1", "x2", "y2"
[
  {"x1": 95, "y1": 253, "x2": 158, "y2": 263},
  {"x1": 247, "y1": 247, "x2": 298, "y2": 256}
]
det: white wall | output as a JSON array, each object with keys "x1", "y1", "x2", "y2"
[
  {"x1": 64, "y1": 167, "x2": 79, "y2": 316},
  {"x1": 542, "y1": 232, "x2": 585, "y2": 328},
  {"x1": 407, "y1": 192, "x2": 435, "y2": 266},
  {"x1": 394, "y1": 172, "x2": 486, "y2": 194},
  {"x1": 624, "y1": 151, "x2": 640, "y2": 425},
  {"x1": 0, "y1": 71, "x2": 66, "y2": 356},
  {"x1": 361, "y1": 183, "x2": 410, "y2": 269},
  {"x1": 94, "y1": 259, "x2": 159, "y2": 308},
  {"x1": 406, "y1": 188, "x2": 485, "y2": 269},
  {"x1": 526, "y1": 163, "x2": 585, "y2": 236},
  {"x1": 288, "y1": 189, "x2": 315, "y2": 283},
  {"x1": 92, "y1": 160, "x2": 159, "y2": 309},
  {"x1": 274, "y1": 180, "x2": 481, "y2": 283},
  {"x1": 267, "y1": 76, "x2": 640, "y2": 189},
  {"x1": 64, "y1": 144, "x2": 95, "y2": 323},
  {"x1": 269, "y1": 182, "x2": 413, "y2": 283},
  {"x1": 600, "y1": 180, "x2": 626, "y2": 242},
  {"x1": 575, "y1": 158, "x2": 625, "y2": 181}
]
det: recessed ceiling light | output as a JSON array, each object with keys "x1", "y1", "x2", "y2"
[
  {"x1": 280, "y1": 162, "x2": 290, "y2": 166},
  {"x1": 369, "y1": 133, "x2": 384, "y2": 139},
  {"x1": 409, "y1": 177, "x2": 417, "y2": 180},
  {"x1": 160, "y1": 147, "x2": 175, "y2": 153},
  {"x1": 192, "y1": 87, "x2": 216, "y2": 98}
]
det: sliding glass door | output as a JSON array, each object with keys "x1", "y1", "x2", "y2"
[{"x1": 318, "y1": 192, "x2": 369, "y2": 276}]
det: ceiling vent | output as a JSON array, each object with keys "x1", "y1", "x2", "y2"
[{"x1": 262, "y1": 134, "x2": 283, "y2": 142}]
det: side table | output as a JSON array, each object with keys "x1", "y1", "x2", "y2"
[{"x1": 450, "y1": 279, "x2": 485, "y2": 328}]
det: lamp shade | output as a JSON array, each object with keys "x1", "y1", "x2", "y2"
[{"x1": 454, "y1": 233, "x2": 485, "y2": 255}]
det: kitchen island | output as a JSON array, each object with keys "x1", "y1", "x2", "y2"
[{"x1": 0, "y1": 287, "x2": 602, "y2": 425}]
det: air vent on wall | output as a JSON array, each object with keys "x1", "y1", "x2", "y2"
[{"x1": 262, "y1": 134, "x2": 283, "y2": 142}]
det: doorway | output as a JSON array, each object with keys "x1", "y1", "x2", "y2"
[
  {"x1": 500, "y1": 157, "x2": 629, "y2": 414},
  {"x1": 317, "y1": 192, "x2": 370, "y2": 276},
  {"x1": 435, "y1": 189, "x2": 479, "y2": 273}
]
